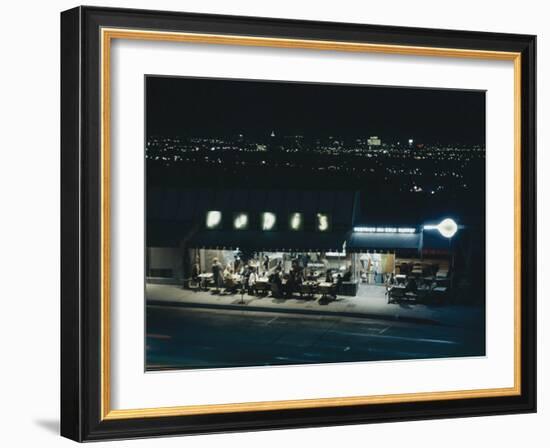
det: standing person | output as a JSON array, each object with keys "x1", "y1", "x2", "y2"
[
  {"x1": 270, "y1": 268, "x2": 283, "y2": 298},
  {"x1": 191, "y1": 257, "x2": 201, "y2": 288},
  {"x1": 335, "y1": 274, "x2": 343, "y2": 295},
  {"x1": 211, "y1": 257, "x2": 223, "y2": 292},
  {"x1": 296, "y1": 264, "x2": 305, "y2": 285},
  {"x1": 262, "y1": 254, "x2": 270, "y2": 274},
  {"x1": 233, "y1": 256, "x2": 241, "y2": 274},
  {"x1": 285, "y1": 261, "x2": 298, "y2": 298},
  {"x1": 248, "y1": 266, "x2": 259, "y2": 295},
  {"x1": 385, "y1": 272, "x2": 395, "y2": 302},
  {"x1": 366, "y1": 257, "x2": 372, "y2": 284},
  {"x1": 242, "y1": 264, "x2": 250, "y2": 289}
]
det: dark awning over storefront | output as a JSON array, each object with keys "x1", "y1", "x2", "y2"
[
  {"x1": 347, "y1": 232, "x2": 420, "y2": 252},
  {"x1": 147, "y1": 187, "x2": 357, "y2": 249},
  {"x1": 189, "y1": 230, "x2": 347, "y2": 252}
]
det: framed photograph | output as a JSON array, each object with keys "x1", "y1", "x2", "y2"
[{"x1": 60, "y1": 6, "x2": 536, "y2": 442}]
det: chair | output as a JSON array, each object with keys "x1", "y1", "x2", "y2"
[
  {"x1": 187, "y1": 277, "x2": 201, "y2": 292},
  {"x1": 388, "y1": 287, "x2": 405, "y2": 304}
]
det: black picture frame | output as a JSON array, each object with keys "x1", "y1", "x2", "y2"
[{"x1": 61, "y1": 5, "x2": 536, "y2": 442}]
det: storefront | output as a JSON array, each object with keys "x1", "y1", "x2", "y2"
[
  {"x1": 347, "y1": 229, "x2": 418, "y2": 284},
  {"x1": 345, "y1": 221, "x2": 466, "y2": 302},
  {"x1": 184, "y1": 225, "x2": 356, "y2": 296},
  {"x1": 146, "y1": 187, "x2": 357, "y2": 291},
  {"x1": 145, "y1": 187, "x2": 471, "y2": 303}
]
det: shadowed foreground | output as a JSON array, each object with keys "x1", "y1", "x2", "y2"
[{"x1": 146, "y1": 305, "x2": 485, "y2": 370}]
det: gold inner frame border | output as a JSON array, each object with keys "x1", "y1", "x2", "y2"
[{"x1": 99, "y1": 27, "x2": 522, "y2": 421}]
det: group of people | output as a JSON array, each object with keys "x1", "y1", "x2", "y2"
[{"x1": 192, "y1": 255, "x2": 335, "y2": 299}]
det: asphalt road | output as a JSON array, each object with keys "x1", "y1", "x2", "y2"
[{"x1": 146, "y1": 305, "x2": 485, "y2": 370}]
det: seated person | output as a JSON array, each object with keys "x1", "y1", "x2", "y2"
[
  {"x1": 269, "y1": 270, "x2": 283, "y2": 298},
  {"x1": 406, "y1": 277, "x2": 418, "y2": 293},
  {"x1": 248, "y1": 267, "x2": 259, "y2": 294},
  {"x1": 342, "y1": 268, "x2": 352, "y2": 282},
  {"x1": 189, "y1": 261, "x2": 201, "y2": 289},
  {"x1": 223, "y1": 266, "x2": 237, "y2": 293},
  {"x1": 387, "y1": 273, "x2": 395, "y2": 285}
]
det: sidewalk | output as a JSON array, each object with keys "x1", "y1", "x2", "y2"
[{"x1": 146, "y1": 283, "x2": 485, "y2": 328}]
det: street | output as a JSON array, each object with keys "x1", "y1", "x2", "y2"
[{"x1": 146, "y1": 305, "x2": 485, "y2": 370}]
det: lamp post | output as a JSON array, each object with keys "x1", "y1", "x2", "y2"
[{"x1": 422, "y1": 218, "x2": 459, "y2": 288}]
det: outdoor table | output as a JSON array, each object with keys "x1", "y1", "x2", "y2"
[
  {"x1": 318, "y1": 282, "x2": 335, "y2": 300},
  {"x1": 416, "y1": 285, "x2": 431, "y2": 300},
  {"x1": 432, "y1": 286, "x2": 448, "y2": 301},
  {"x1": 198, "y1": 273, "x2": 213, "y2": 290},
  {"x1": 299, "y1": 281, "x2": 318, "y2": 298},
  {"x1": 252, "y1": 279, "x2": 270, "y2": 295},
  {"x1": 388, "y1": 285, "x2": 406, "y2": 303}
]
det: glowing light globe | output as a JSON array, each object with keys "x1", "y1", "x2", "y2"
[
  {"x1": 262, "y1": 212, "x2": 276, "y2": 231},
  {"x1": 437, "y1": 218, "x2": 458, "y2": 238},
  {"x1": 234, "y1": 213, "x2": 248, "y2": 230},
  {"x1": 290, "y1": 213, "x2": 302, "y2": 231},
  {"x1": 206, "y1": 211, "x2": 222, "y2": 229},
  {"x1": 317, "y1": 213, "x2": 329, "y2": 232}
]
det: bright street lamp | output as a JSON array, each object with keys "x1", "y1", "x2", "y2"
[{"x1": 423, "y1": 218, "x2": 458, "y2": 239}]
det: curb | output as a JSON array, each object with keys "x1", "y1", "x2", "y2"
[{"x1": 147, "y1": 298, "x2": 443, "y2": 326}]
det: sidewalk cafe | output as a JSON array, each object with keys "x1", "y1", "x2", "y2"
[
  {"x1": 185, "y1": 231, "x2": 355, "y2": 301},
  {"x1": 146, "y1": 187, "x2": 464, "y2": 305},
  {"x1": 182, "y1": 223, "x2": 455, "y2": 304}
]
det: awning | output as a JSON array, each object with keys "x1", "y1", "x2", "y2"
[
  {"x1": 347, "y1": 232, "x2": 420, "y2": 252},
  {"x1": 188, "y1": 230, "x2": 347, "y2": 252}
]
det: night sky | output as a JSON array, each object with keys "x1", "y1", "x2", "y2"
[{"x1": 146, "y1": 76, "x2": 485, "y2": 145}]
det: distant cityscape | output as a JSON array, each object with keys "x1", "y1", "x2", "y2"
[{"x1": 146, "y1": 133, "x2": 485, "y2": 196}]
